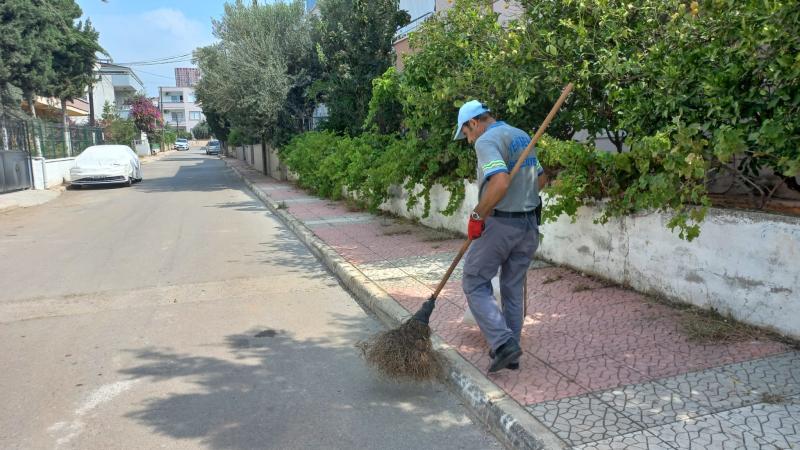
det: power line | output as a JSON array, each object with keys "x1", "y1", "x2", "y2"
[
  {"x1": 120, "y1": 59, "x2": 195, "y2": 67},
  {"x1": 114, "y1": 53, "x2": 192, "y2": 65},
  {"x1": 132, "y1": 68, "x2": 174, "y2": 80}
]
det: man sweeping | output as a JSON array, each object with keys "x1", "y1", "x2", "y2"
[{"x1": 454, "y1": 100, "x2": 545, "y2": 373}]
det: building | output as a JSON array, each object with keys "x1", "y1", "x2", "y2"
[
  {"x1": 175, "y1": 68, "x2": 200, "y2": 87},
  {"x1": 158, "y1": 67, "x2": 205, "y2": 135},
  {"x1": 91, "y1": 62, "x2": 146, "y2": 121},
  {"x1": 21, "y1": 96, "x2": 90, "y2": 123},
  {"x1": 158, "y1": 86, "x2": 204, "y2": 134}
]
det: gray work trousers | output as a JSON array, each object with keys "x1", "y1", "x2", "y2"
[{"x1": 462, "y1": 215, "x2": 539, "y2": 352}]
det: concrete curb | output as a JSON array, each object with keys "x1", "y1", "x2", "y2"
[{"x1": 224, "y1": 158, "x2": 567, "y2": 450}]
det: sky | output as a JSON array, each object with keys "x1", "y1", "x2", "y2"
[{"x1": 76, "y1": 0, "x2": 224, "y2": 96}]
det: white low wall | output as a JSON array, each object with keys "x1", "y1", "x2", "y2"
[
  {"x1": 232, "y1": 143, "x2": 290, "y2": 181},
  {"x1": 372, "y1": 179, "x2": 799, "y2": 339},
  {"x1": 31, "y1": 157, "x2": 76, "y2": 189},
  {"x1": 539, "y1": 205, "x2": 800, "y2": 338}
]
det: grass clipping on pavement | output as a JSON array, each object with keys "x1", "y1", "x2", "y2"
[{"x1": 679, "y1": 306, "x2": 771, "y2": 343}]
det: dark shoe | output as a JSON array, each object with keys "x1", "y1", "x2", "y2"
[
  {"x1": 488, "y1": 339, "x2": 522, "y2": 373},
  {"x1": 489, "y1": 350, "x2": 519, "y2": 370}
]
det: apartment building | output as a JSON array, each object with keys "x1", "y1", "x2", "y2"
[
  {"x1": 159, "y1": 68, "x2": 205, "y2": 134},
  {"x1": 175, "y1": 67, "x2": 200, "y2": 87},
  {"x1": 91, "y1": 62, "x2": 146, "y2": 120}
]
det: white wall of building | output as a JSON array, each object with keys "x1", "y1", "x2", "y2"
[
  {"x1": 160, "y1": 86, "x2": 204, "y2": 133},
  {"x1": 91, "y1": 74, "x2": 116, "y2": 119}
]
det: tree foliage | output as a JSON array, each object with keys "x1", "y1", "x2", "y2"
[
  {"x1": 129, "y1": 95, "x2": 162, "y2": 135},
  {"x1": 0, "y1": 0, "x2": 103, "y2": 129},
  {"x1": 279, "y1": 0, "x2": 800, "y2": 240},
  {"x1": 192, "y1": 120, "x2": 211, "y2": 139},
  {"x1": 313, "y1": 0, "x2": 409, "y2": 134},
  {"x1": 194, "y1": 0, "x2": 318, "y2": 146},
  {"x1": 99, "y1": 101, "x2": 137, "y2": 146}
]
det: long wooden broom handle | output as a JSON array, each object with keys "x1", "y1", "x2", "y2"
[{"x1": 430, "y1": 83, "x2": 574, "y2": 301}]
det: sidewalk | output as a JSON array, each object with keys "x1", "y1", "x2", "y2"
[
  {"x1": 0, "y1": 187, "x2": 63, "y2": 213},
  {"x1": 225, "y1": 157, "x2": 799, "y2": 449}
]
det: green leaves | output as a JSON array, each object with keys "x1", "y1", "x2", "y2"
[
  {"x1": 195, "y1": 1, "x2": 317, "y2": 145},
  {"x1": 315, "y1": 0, "x2": 408, "y2": 135}
]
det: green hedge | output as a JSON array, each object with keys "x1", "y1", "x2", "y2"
[{"x1": 283, "y1": 0, "x2": 799, "y2": 240}]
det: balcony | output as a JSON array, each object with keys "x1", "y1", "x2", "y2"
[
  {"x1": 394, "y1": 11, "x2": 433, "y2": 42},
  {"x1": 161, "y1": 97, "x2": 185, "y2": 105},
  {"x1": 111, "y1": 73, "x2": 145, "y2": 93}
]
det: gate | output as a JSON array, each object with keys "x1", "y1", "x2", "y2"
[{"x1": 0, "y1": 114, "x2": 33, "y2": 193}]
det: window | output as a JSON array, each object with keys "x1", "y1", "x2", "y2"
[
  {"x1": 169, "y1": 95, "x2": 183, "y2": 102},
  {"x1": 190, "y1": 111, "x2": 202, "y2": 120}
]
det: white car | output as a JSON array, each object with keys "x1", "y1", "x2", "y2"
[
  {"x1": 69, "y1": 145, "x2": 142, "y2": 187},
  {"x1": 174, "y1": 138, "x2": 189, "y2": 150}
]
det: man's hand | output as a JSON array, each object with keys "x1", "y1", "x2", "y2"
[{"x1": 468, "y1": 213, "x2": 485, "y2": 240}]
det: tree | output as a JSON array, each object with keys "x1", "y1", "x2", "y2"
[
  {"x1": 99, "y1": 101, "x2": 137, "y2": 146},
  {"x1": 194, "y1": 1, "x2": 318, "y2": 146},
  {"x1": 314, "y1": 0, "x2": 409, "y2": 134},
  {"x1": 129, "y1": 95, "x2": 162, "y2": 135},
  {"x1": 192, "y1": 120, "x2": 211, "y2": 139},
  {"x1": 36, "y1": 2, "x2": 103, "y2": 155},
  {"x1": 0, "y1": 0, "x2": 62, "y2": 117},
  {"x1": 0, "y1": 1, "x2": 104, "y2": 154}
]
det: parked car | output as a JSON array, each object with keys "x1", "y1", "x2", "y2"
[
  {"x1": 174, "y1": 138, "x2": 189, "y2": 151},
  {"x1": 69, "y1": 145, "x2": 142, "y2": 187},
  {"x1": 206, "y1": 140, "x2": 221, "y2": 155}
]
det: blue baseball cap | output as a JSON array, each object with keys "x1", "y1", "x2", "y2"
[{"x1": 453, "y1": 100, "x2": 490, "y2": 140}]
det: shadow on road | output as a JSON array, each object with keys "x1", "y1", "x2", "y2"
[
  {"x1": 118, "y1": 313, "x2": 487, "y2": 450},
  {"x1": 135, "y1": 158, "x2": 235, "y2": 194}
]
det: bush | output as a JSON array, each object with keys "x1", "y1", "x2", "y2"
[
  {"x1": 280, "y1": 131, "x2": 405, "y2": 209},
  {"x1": 102, "y1": 118, "x2": 137, "y2": 146},
  {"x1": 227, "y1": 128, "x2": 245, "y2": 146}
]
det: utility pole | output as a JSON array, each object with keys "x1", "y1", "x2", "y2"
[{"x1": 88, "y1": 82, "x2": 95, "y2": 127}]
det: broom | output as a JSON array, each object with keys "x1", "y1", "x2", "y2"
[{"x1": 358, "y1": 83, "x2": 574, "y2": 382}]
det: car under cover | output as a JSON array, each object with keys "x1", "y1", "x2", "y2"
[{"x1": 69, "y1": 145, "x2": 141, "y2": 185}]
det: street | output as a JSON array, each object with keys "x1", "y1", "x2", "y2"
[{"x1": 0, "y1": 147, "x2": 500, "y2": 450}]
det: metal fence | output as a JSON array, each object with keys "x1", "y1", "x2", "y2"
[{"x1": 27, "y1": 121, "x2": 104, "y2": 159}]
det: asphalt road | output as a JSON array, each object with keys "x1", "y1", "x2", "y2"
[{"x1": 0, "y1": 147, "x2": 501, "y2": 450}]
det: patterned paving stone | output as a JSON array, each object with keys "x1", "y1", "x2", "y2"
[
  {"x1": 571, "y1": 429, "x2": 674, "y2": 450},
  {"x1": 609, "y1": 345, "x2": 704, "y2": 380},
  {"x1": 658, "y1": 367, "x2": 766, "y2": 414},
  {"x1": 716, "y1": 395, "x2": 800, "y2": 449},
  {"x1": 666, "y1": 341, "x2": 790, "y2": 372},
  {"x1": 489, "y1": 355, "x2": 588, "y2": 405},
  {"x1": 524, "y1": 332, "x2": 606, "y2": 363},
  {"x1": 645, "y1": 413, "x2": 776, "y2": 449},
  {"x1": 527, "y1": 394, "x2": 644, "y2": 445},
  {"x1": 303, "y1": 215, "x2": 377, "y2": 226},
  {"x1": 552, "y1": 355, "x2": 647, "y2": 392},
  {"x1": 598, "y1": 380, "x2": 710, "y2": 428},
  {"x1": 719, "y1": 351, "x2": 800, "y2": 398},
  {"x1": 657, "y1": 352, "x2": 800, "y2": 413}
]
